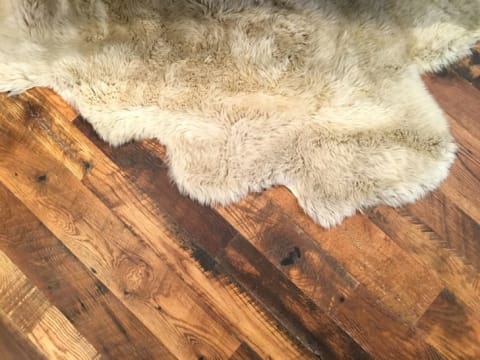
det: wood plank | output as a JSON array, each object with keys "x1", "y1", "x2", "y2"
[
  {"x1": 0, "y1": 95, "x2": 242, "y2": 359},
  {"x1": 216, "y1": 192, "x2": 359, "y2": 313},
  {"x1": 368, "y1": 206, "x2": 480, "y2": 312},
  {"x1": 332, "y1": 285, "x2": 444, "y2": 360},
  {"x1": 407, "y1": 191, "x2": 480, "y2": 272},
  {"x1": 0, "y1": 312, "x2": 46, "y2": 360},
  {"x1": 0, "y1": 183, "x2": 175, "y2": 359},
  {"x1": 222, "y1": 235, "x2": 371, "y2": 359},
  {"x1": 424, "y1": 72, "x2": 480, "y2": 140},
  {"x1": 0, "y1": 251, "x2": 99, "y2": 360},
  {"x1": 417, "y1": 289, "x2": 480, "y2": 360},
  {"x1": 247, "y1": 188, "x2": 442, "y2": 325}
]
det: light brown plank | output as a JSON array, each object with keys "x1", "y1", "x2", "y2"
[{"x1": 0, "y1": 251, "x2": 99, "y2": 360}]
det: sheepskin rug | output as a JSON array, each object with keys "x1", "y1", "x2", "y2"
[{"x1": 1, "y1": 0, "x2": 479, "y2": 228}]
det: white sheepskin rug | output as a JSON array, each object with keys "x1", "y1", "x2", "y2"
[{"x1": 1, "y1": 0, "x2": 479, "y2": 228}]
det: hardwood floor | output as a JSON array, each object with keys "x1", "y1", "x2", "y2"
[{"x1": 0, "y1": 50, "x2": 479, "y2": 359}]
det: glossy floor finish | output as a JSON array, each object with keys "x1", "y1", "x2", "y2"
[{"x1": 0, "y1": 51, "x2": 479, "y2": 359}]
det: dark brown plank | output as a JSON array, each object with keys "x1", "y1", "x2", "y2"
[
  {"x1": 0, "y1": 313, "x2": 46, "y2": 360},
  {"x1": 0, "y1": 183, "x2": 175, "y2": 360},
  {"x1": 229, "y1": 342, "x2": 263, "y2": 360},
  {"x1": 417, "y1": 289, "x2": 480, "y2": 359}
]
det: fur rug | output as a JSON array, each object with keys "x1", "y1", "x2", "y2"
[{"x1": 1, "y1": 0, "x2": 479, "y2": 227}]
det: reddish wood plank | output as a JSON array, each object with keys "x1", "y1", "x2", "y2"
[
  {"x1": 407, "y1": 191, "x2": 480, "y2": 272},
  {"x1": 368, "y1": 206, "x2": 480, "y2": 312},
  {"x1": 332, "y1": 285, "x2": 444, "y2": 360},
  {"x1": 417, "y1": 289, "x2": 480, "y2": 359}
]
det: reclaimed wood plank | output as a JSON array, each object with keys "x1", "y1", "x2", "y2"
[
  {"x1": 331, "y1": 285, "x2": 445, "y2": 360},
  {"x1": 216, "y1": 192, "x2": 359, "y2": 313},
  {"x1": 222, "y1": 235, "x2": 371, "y2": 359}
]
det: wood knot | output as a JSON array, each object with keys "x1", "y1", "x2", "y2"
[
  {"x1": 280, "y1": 246, "x2": 301, "y2": 266},
  {"x1": 83, "y1": 161, "x2": 92, "y2": 172}
]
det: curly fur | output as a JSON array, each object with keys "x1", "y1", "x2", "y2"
[{"x1": 1, "y1": 0, "x2": 479, "y2": 227}]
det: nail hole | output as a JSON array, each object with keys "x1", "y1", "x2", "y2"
[{"x1": 37, "y1": 174, "x2": 47, "y2": 182}]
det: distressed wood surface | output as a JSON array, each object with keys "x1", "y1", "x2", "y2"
[{"x1": 0, "y1": 54, "x2": 479, "y2": 359}]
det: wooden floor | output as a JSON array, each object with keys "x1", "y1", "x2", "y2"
[{"x1": 0, "y1": 52, "x2": 479, "y2": 360}]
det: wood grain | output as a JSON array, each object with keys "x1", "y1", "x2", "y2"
[
  {"x1": 0, "y1": 183, "x2": 175, "y2": 359},
  {"x1": 0, "y1": 251, "x2": 99, "y2": 360}
]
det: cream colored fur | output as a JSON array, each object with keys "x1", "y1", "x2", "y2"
[{"x1": 1, "y1": 0, "x2": 479, "y2": 227}]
